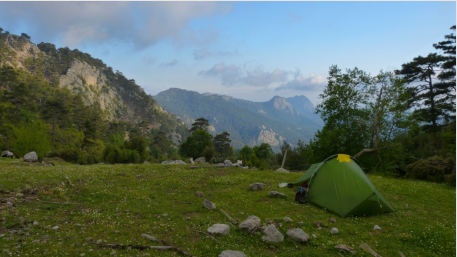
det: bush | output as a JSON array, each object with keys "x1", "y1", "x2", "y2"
[{"x1": 406, "y1": 156, "x2": 455, "y2": 184}]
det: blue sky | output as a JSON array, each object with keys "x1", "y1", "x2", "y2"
[{"x1": 0, "y1": 1, "x2": 455, "y2": 105}]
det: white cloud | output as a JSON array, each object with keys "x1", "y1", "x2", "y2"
[
  {"x1": 275, "y1": 74, "x2": 327, "y2": 91},
  {"x1": 0, "y1": 2, "x2": 232, "y2": 49},
  {"x1": 199, "y1": 63, "x2": 288, "y2": 87}
]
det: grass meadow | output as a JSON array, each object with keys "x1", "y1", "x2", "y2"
[{"x1": 0, "y1": 158, "x2": 455, "y2": 256}]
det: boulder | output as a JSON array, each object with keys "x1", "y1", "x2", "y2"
[
  {"x1": 23, "y1": 152, "x2": 38, "y2": 162},
  {"x1": 268, "y1": 191, "x2": 286, "y2": 198},
  {"x1": 224, "y1": 160, "x2": 233, "y2": 167},
  {"x1": 203, "y1": 199, "x2": 216, "y2": 210},
  {"x1": 239, "y1": 215, "x2": 261, "y2": 233},
  {"x1": 233, "y1": 160, "x2": 243, "y2": 167},
  {"x1": 161, "y1": 160, "x2": 186, "y2": 165},
  {"x1": 207, "y1": 224, "x2": 230, "y2": 235},
  {"x1": 190, "y1": 158, "x2": 194, "y2": 164},
  {"x1": 143, "y1": 161, "x2": 150, "y2": 164},
  {"x1": 373, "y1": 225, "x2": 382, "y2": 230},
  {"x1": 194, "y1": 157, "x2": 206, "y2": 164},
  {"x1": 249, "y1": 183, "x2": 265, "y2": 191},
  {"x1": 330, "y1": 228, "x2": 338, "y2": 235},
  {"x1": 276, "y1": 168, "x2": 290, "y2": 173},
  {"x1": 218, "y1": 250, "x2": 246, "y2": 257},
  {"x1": 336, "y1": 244, "x2": 356, "y2": 254},
  {"x1": 286, "y1": 228, "x2": 310, "y2": 242},
  {"x1": 1, "y1": 150, "x2": 14, "y2": 158},
  {"x1": 261, "y1": 224, "x2": 284, "y2": 243}
]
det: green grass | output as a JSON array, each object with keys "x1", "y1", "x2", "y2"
[{"x1": 0, "y1": 160, "x2": 455, "y2": 256}]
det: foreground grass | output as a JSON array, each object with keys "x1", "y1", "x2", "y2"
[{"x1": 0, "y1": 159, "x2": 455, "y2": 256}]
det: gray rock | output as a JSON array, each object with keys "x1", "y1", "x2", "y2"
[
  {"x1": 239, "y1": 215, "x2": 261, "y2": 233},
  {"x1": 167, "y1": 132, "x2": 182, "y2": 144},
  {"x1": 329, "y1": 217, "x2": 336, "y2": 223},
  {"x1": 233, "y1": 160, "x2": 243, "y2": 167},
  {"x1": 241, "y1": 166, "x2": 249, "y2": 169},
  {"x1": 203, "y1": 199, "x2": 216, "y2": 210},
  {"x1": 336, "y1": 244, "x2": 356, "y2": 254},
  {"x1": 284, "y1": 217, "x2": 293, "y2": 222},
  {"x1": 218, "y1": 250, "x2": 247, "y2": 257},
  {"x1": 195, "y1": 191, "x2": 204, "y2": 197},
  {"x1": 23, "y1": 152, "x2": 38, "y2": 162},
  {"x1": 1, "y1": 150, "x2": 14, "y2": 158},
  {"x1": 330, "y1": 228, "x2": 338, "y2": 235},
  {"x1": 143, "y1": 161, "x2": 150, "y2": 164},
  {"x1": 268, "y1": 191, "x2": 286, "y2": 198},
  {"x1": 297, "y1": 222, "x2": 304, "y2": 226},
  {"x1": 194, "y1": 157, "x2": 206, "y2": 164},
  {"x1": 261, "y1": 224, "x2": 284, "y2": 243},
  {"x1": 207, "y1": 224, "x2": 230, "y2": 235},
  {"x1": 190, "y1": 158, "x2": 194, "y2": 164},
  {"x1": 373, "y1": 225, "x2": 382, "y2": 230},
  {"x1": 224, "y1": 160, "x2": 233, "y2": 167},
  {"x1": 286, "y1": 228, "x2": 310, "y2": 242},
  {"x1": 161, "y1": 160, "x2": 186, "y2": 165},
  {"x1": 141, "y1": 233, "x2": 158, "y2": 242},
  {"x1": 251, "y1": 167, "x2": 257, "y2": 170},
  {"x1": 52, "y1": 226, "x2": 59, "y2": 230},
  {"x1": 249, "y1": 183, "x2": 265, "y2": 191},
  {"x1": 276, "y1": 167, "x2": 290, "y2": 173}
]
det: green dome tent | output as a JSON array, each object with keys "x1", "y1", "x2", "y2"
[{"x1": 294, "y1": 154, "x2": 393, "y2": 217}]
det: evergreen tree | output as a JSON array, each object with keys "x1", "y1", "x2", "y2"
[
  {"x1": 213, "y1": 131, "x2": 232, "y2": 157},
  {"x1": 189, "y1": 117, "x2": 210, "y2": 133}
]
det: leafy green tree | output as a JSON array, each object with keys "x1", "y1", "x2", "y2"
[
  {"x1": 253, "y1": 143, "x2": 274, "y2": 160},
  {"x1": 179, "y1": 130, "x2": 213, "y2": 158},
  {"x1": 152, "y1": 131, "x2": 171, "y2": 155},
  {"x1": 126, "y1": 137, "x2": 149, "y2": 162},
  {"x1": 8, "y1": 120, "x2": 52, "y2": 159},
  {"x1": 238, "y1": 145, "x2": 253, "y2": 165},
  {"x1": 20, "y1": 33, "x2": 31, "y2": 41},
  {"x1": 189, "y1": 117, "x2": 210, "y2": 133}
]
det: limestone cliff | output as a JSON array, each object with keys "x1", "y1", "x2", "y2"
[
  {"x1": 0, "y1": 34, "x2": 41, "y2": 70},
  {"x1": 256, "y1": 125, "x2": 286, "y2": 147},
  {"x1": 59, "y1": 59, "x2": 123, "y2": 120}
]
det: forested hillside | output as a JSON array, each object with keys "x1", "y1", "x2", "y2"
[
  {"x1": 154, "y1": 88, "x2": 318, "y2": 150},
  {"x1": 0, "y1": 31, "x2": 189, "y2": 164}
]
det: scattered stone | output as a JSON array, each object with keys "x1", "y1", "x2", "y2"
[
  {"x1": 194, "y1": 157, "x2": 206, "y2": 164},
  {"x1": 143, "y1": 161, "x2": 150, "y2": 164},
  {"x1": 203, "y1": 199, "x2": 216, "y2": 210},
  {"x1": 249, "y1": 183, "x2": 265, "y2": 191},
  {"x1": 23, "y1": 152, "x2": 38, "y2": 162},
  {"x1": 336, "y1": 244, "x2": 356, "y2": 254},
  {"x1": 207, "y1": 224, "x2": 230, "y2": 235},
  {"x1": 284, "y1": 217, "x2": 293, "y2": 222},
  {"x1": 329, "y1": 217, "x2": 336, "y2": 223},
  {"x1": 241, "y1": 166, "x2": 249, "y2": 169},
  {"x1": 96, "y1": 239, "x2": 102, "y2": 244},
  {"x1": 195, "y1": 191, "x2": 204, "y2": 197},
  {"x1": 86, "y1": 237, "x2": 93, "y2": 242},
  {"x1": 52, "y1": 226, "x2": 59, "y2": 230},
  {"x1": 330, "y1": 228, "x2": 339, "y2": 235},
  {"x1": 1, "y1": 150, "x2": 14, "y2": 158},
  {"x1": 190, "y1": 158, "x2": 194, "y2": 164},
  {"x1": 276, "y1": 167, "x2": 290, "y2": 173},
  {"x1": 162, "y1": 214, "x2": 168, "y2": 217},
  {"x1": 32, "y1": 240, "x2": 39, "y2": 244},
  {"x1": 110, "y1": 250, "x2": 116, "y2": 256},
  {"x1": 374, "y1": 225, "x2": 382, "y2": 230},
  {"x1": 268, "y1": 191, "x2": 286, "y2": 198},
  {"x1": 314, "y1": 222, "x2": 322, "y2": 228},
  {"x1": 250, "y1": 167, "x2": 257, "y2": 170},
  {"x1": 42, "y1": 235, "x2": 50, "y2": 239},
  {"x1": 297, "y1": 222, "x2": 304, "y2": 226},
  {"x1": 286, "y1": 228, "x2": 310, "y2": 242},
  {"x1": 218, "y1": 250, "x2": 247, "y2": 257},
  {"x1": 261, "y1": 224, "x2": 284, "y2": 243},
  {"x1": 312, "y1": 234, "x2": 317, "y2": 238},
  {"x1": 233, "y1": 160, "x2": 243, "y2": 167},
  {"x1": 141, "y1": 233, "x2": 158, "y2": 242},
  {"x1": 239, "y1": 215, "x2": 261, "y2": 233},
  {"x1": 224, "y1": 160, "x2": 233, "y2": 167},
  {"x1": 80, "y1": 254, "x2": 85, "y2": 257},
  {"x1": 9, "y1": 230, "x2": 19, "y2": 235},
  {"x1": 161, "y1": 160, "x2": 186, "y2": 165}
]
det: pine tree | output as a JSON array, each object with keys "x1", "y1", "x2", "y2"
[
  {"x1": 189, "y1": 117, "x2": 210, "y2": 133},
  {"x1": 213, "y1": 131, "x2": 231, "y2": 157}
]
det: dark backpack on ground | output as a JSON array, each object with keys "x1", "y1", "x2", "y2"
[{"x1": 295, "y1": 190, "x2": 308, "y2": 204}]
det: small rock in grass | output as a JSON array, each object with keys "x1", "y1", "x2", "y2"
[
  {"x1": 336, "y1": 244, "x2": 356, "y2": 254},
  {"x1": 136, "y1": 175, "x2": 141, "y2": 178},
  {"x1": 219, "y1": 250, "x2": 247, "y2": 257},
  {"x1": 330, "y1": 228, "x2": 338, "y2": 235},
  {"x1": 80, "y1": 254, "x2": 85, "y2": 257},
  {"x1": 162, "y1": 214, "x2": 168, "y2": 217},
  {"x1": 52, "y1": 226, "x2": 59, "y2": 230},
  {"x1": 239, "y1": 216, "x2": 261, "y2": 233},
  {"x1": 32, "y1": 240, "x2": 39, "y2": 244},
  {"x1": 312, "y1": 234, "x2": 317, "y2": 238},
  {"x1": 297, "y1": 222, "x2": 304, "y2": 226},
  {"x1": 96, "y1": 239, "x2": 102, "y2": 244},
  {"x1": 268, "y1": 191, "x2": 286, "y2": 198},
  {"x1": 207, "y1": 224, "x2": 230, "y2": 235},
  {"x1": 374, "y1": 225, "x2": 382, "y2": 230},
  {"x1": 203, "y1": 199, "x2": 216, "y2": 210},
  {"x1": 329, "y1": 217, "x2": 336, "y2": 223},
  {"x1": 16, "y1": 193, "x2": 24, "y2": 197},
  {"x1": 261, "y1": 224, "x2": 284, "y2": 243},
  {"x1": 314, "y1": 222, "x2": 322, "y2": 228},
  {"x1": 249, "y1": 183, "x2": 265, "y2": 191},
  {"x1": 110, "y1": 250, "x2": 116, "y2": 256},
  {"x1": 284, "y1": 216, "x2": 293, "y2": 222},
  {"x1": 86, "y1": 237, "x2": 93, "y2": 242},
  {"x1": 42, "y1": 235, "x2": 50, "y2": 239},
  {"x1": 195, "y1": 191, "x2": 203, "y2": 197},
  {"x1": 141, "y1": 233, "x2": 158, "y2": 242},
  {"x1": 33, "y1": 221, "x2": 39, "y2": 225},
  {"x1": 286, "y1": 228, "x2": 310, "y2": 242}
]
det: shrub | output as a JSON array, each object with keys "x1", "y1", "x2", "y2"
[{"x1": 406, "y1": 156, "x2": 455, "y2": 184}]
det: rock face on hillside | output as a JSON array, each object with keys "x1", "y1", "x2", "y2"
[
  {"x1": 60, "y1": 59, "x2": 122, "y2": 120},
  {"x1": 257, "y1": 126, "x2": 285, "y2": 147},
  {"x1": 1, "y1": 35, "x2": 41, "y2": 69}
]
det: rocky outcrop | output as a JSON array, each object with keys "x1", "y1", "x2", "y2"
[
  {"x1": 257, "y1": 127, "x2": 285, "y2": 147},
  {"x1": 1, "y1": 35, "x2": 41, "y2": 69},
  {"x1": 23, "y1": 152, "x2": 38, "y2": 162},
  {"x1": 59, "y1": 59, "x2": 122, "y2": 120},
  {"x1": 167, "y1": 132, "x2": 182, "y2": 144}
]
